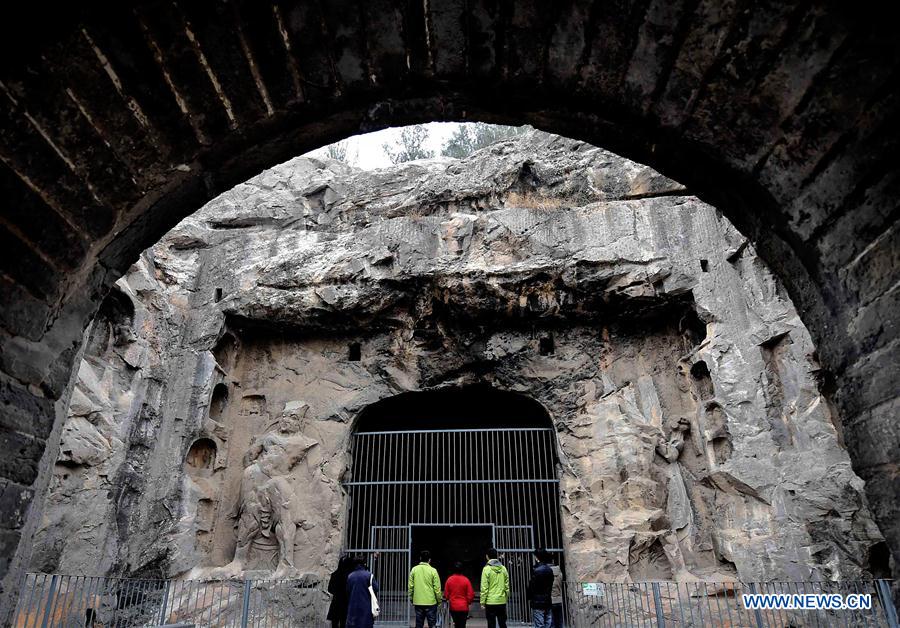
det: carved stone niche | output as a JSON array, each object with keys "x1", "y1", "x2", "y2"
[
  {"x1": 209, "y1": 383, "x2": 229, "y2": 422},
  {"x1": 185, "y1": 437, "x2": 218, "y2": 478}
]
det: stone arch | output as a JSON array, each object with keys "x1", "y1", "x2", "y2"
[{"x1": 0, "y1": 1, "x2": 897, "y2": 616}]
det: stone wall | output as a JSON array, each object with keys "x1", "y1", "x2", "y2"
[
  {"x1": 30, "y1": 133, "x2": 883, "y2": 584},
  {"x1": 3, "y1": 5, "x2": 900, "y2": 619}
]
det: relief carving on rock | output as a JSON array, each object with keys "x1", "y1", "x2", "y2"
[
  {"x1": 657, "y1": 416, "x2": 697, "y2": 580},
  {"x1": 209, "y1": 403, "x2": 317, "y2": 579},
  {"x1": 656, "y1": 416, "x2": 690, "y2": 463}
]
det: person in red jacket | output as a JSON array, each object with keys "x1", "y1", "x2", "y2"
[{"x1": 443, "y1": 562, "x2": 475, "y2": 627}]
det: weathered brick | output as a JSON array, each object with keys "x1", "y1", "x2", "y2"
[
  {"x1": 136, "y1": 2, "x2": 234, "y2": 143},
  {"x1": 43, "y1": 343, "x2": 81, "y2": 402},
  {"x1": 842, "y1": 398, "x2": 900, "y2": 470},
  {"x1": 836, "y1": 340, "x2": 900, "y2": 419},
  {"x1": 0, "y1": 225, "x2": 61, "y2": 301},
  {"x1": 315, "y1": 0, "x2": 369, "y2": 93},
  {"x1": 759, "y1": 31, "x2": 900, "y2": 206},
  {"x1": 653, "y1": 0, "x2": 745, "y2": 129},
  {"x1": 684, "y1": 4, "x2": 842, "y2": 168},
  {"x1": 281, "y1": 1, "x2": 337, "y2": 100},
  {"x1": 848, "y1": 287, "x2": 899, "y2": 357},
  {"x1": 177, "y1": 0, "x2": 269, "y2": 125},
  {"x1": 83, "y1": 3, "x2": 197, "y2": 162},
  {"x1": 0, "y1": 274, "x2": 51, "y2": 341},
  {"x1": 0, "y1": 163, "x2": 88, "y2": 270},
  {"x1": 620, "y1": 0, "x2": 691, "y2": 108},
  {"x1": 0, "y1": 427, "x2": 43, "y2": 486},
  {"x1": 461, "y1": 0, "x2": 498, "y2": 79},
  {"x1": 574, "y1": 0, "x2": 652, "y2": 100},
  {"x1": 841, "y1": 221, "x2": 900, "y2": 309},
  {"x1": 0, "y1": 481, "x2": 34, "y2": 530},
  {"x1": 234, "y1": 0, "x2": 301, "y2": 108},
  {"x1": 0, "y1": 377, "x2": 55, "y2": 441},
  {"x1": 815, "y1": 171, "x2": 900, "y2": 273},
  {"x1": 853, "y1": 464, "x2": 900, "y2": 558},
  {"x1": 41, "y1": 35, "x2": 164, "y2": 187},
  {"x1": 360, "y1": 0, "x2": 410, "y2": 87},
  {"x1": 0, "y1": 529, "x2": 22, "y2": 578},
  {"x1": 504, "y1": 0, "x2": 558, "y2": 85},
  {"x1": 4, "y1": 57, "x2": 143, "y2": 211},
  {"x1": 0, "y1": 101, "x2": 116, "y2": 240}
]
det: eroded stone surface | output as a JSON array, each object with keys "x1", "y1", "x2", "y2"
[{"x1": 31, "y1": 132, "x2": 883, "y2": 584}]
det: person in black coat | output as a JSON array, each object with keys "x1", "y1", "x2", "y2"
[
  {"x1": 327, "y1": 554, "x2": 355, "y2": 627},
  {"x1": 528, "y1": 550, "x2": 554, "y2": 628}
]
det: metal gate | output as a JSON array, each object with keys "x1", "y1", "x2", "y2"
[
  {"x1": 496, "y1": 525, "x2": 537, "y2": 622},
  {"x1": 343, "y1": 427, "x2": 562, "y2": 625}
]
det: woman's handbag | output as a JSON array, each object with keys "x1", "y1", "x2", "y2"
[{"x1": 369, "y1": 573, "x2": 381, "y2": 618}]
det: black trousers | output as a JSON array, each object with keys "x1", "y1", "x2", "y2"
[
  {"x1": 450, "y1": 610, "x2": 468, "y2": 627},
  {"x1": 485, "y1": 604, "x2": 508, "y2": 628},
  {"x1": 414, "y1": 604, "x2": 438, "y2": 628}
]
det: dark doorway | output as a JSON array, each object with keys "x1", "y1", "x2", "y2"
[
  {"x1": 411, "y1": 525, "x2": 492, "y2": 591},
  {"x1": 354, "y1": 384, "x2": 550, "y2": 431}
]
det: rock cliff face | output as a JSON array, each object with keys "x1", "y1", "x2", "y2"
[{"x1": 31, "y1": 132, "x2": 884, "y2": 584}]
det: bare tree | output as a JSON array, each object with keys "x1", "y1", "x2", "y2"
[
  {"x1": 319, "y1": 139, "x2": 357, "y2": 164},
  {"x1": 383, "y1": 125, "x2": 434, "y2": 164},
  {"x1": 441, "y1": 123, "x2": 529, "y2": 158}
]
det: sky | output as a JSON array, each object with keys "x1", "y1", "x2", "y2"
[{"x1": 303, "y1": 121, "x2": 465, "y2": 169}]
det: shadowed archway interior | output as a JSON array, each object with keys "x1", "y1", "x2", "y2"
[
  {"x1": 346, "y1": 386, "x2": 561, "y2": 623},
  {"x1": 0, "y1": 1, "x2": 897, "y2": 619}
]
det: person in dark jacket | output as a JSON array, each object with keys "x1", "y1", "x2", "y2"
[
  {"x1": 444, "y1": 561, "x2": 475, "y2": 628},
  {"x1": 346, "y1": 556, "x2": 379, "y2": 628},
  {"x1": 549, "y1": 560, "x2": 564, "y2": 628},
  {"x1": 528, "y1": 550, "x2": 554, "y2": 628},
  {"x1": 327, "y1": 554, "x2": 355, "y2": 627}
]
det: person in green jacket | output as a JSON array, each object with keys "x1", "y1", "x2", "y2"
[
  {"x1": 409, "y1": 550, "x2": 442, "y2": 628},
  {"x1": 480, "y1": 548, "x2": 510, "y2": 628}
]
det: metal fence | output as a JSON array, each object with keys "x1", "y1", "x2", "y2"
[
  {"x1": 13, "y1": 573, "x2": 898, "y2": 627},
  {"x1": 554, "y1": 580, "x2": 898, "y2": 628},
  {"x1": 13, "y1": 573, "x2": 328, "y2": 628}
]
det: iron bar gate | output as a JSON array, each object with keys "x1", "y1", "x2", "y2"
[{"x1": 343, "y1": 427, "x2": 562, "y2": 625}]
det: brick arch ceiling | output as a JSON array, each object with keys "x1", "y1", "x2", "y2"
[{"x1": 0, "y1": 0, "x2": 897, "y2": 614}]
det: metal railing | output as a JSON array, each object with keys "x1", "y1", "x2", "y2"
[
  {"x1": 13, "y1": 573, "x2": 898, "y2": 627},
  {"x1": 13, "y1": 573, "x2": 328, "y2": 627},
  {"x1": 554, "y1": 580, "x2": 898, "y2": 628}
]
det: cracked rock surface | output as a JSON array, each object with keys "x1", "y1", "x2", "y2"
[{"x1": 31, "y1": 131, "x2": 883, "y2": 584}]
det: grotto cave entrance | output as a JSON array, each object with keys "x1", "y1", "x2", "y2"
[{"x1": 345, "y1": 385, "x2": 562, "y2": 624}]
